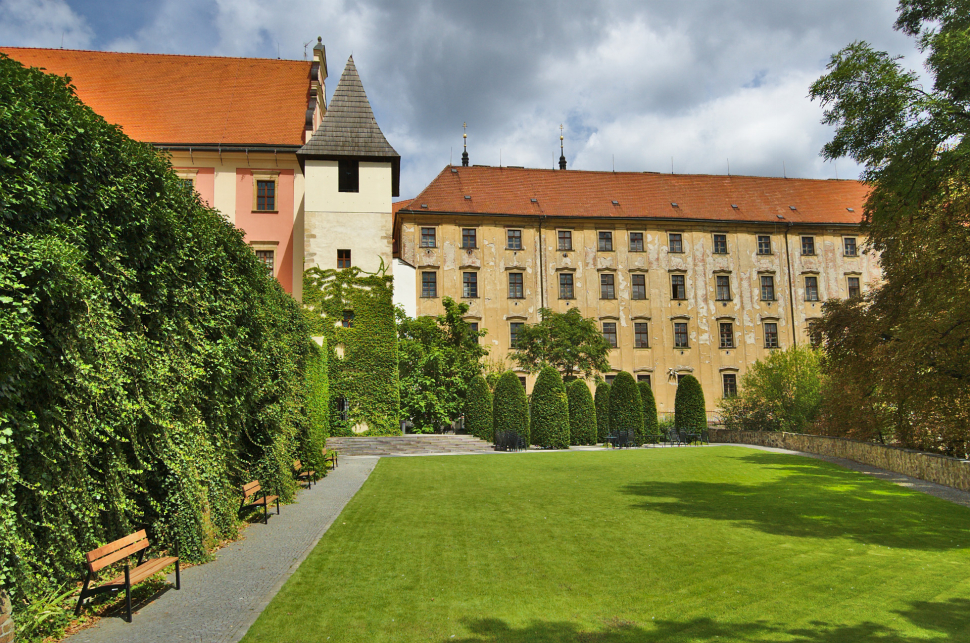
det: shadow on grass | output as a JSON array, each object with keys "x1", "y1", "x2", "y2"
[
  {"x1": 620, "y1": 451, "x2": 970, "y2": 550},
  {"x1": 447, "y1": 598, "x2": 970, "y2": 643}
]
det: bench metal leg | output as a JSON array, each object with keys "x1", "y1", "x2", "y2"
[
  {"x1": 175, "y1": 540, "x2": 181, "y2": 590},
  {"x1": 124, "y1": 563, "x2": 132, "y2": 623},
  {"x1": 75, "y1": 572, "x2": 92, "y2": 616}
]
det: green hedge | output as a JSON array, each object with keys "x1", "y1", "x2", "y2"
[
  {"x1": 595, "y1": 382, "x2": 611, "y2": 442},
  {"x1": 567, "y1": 380, "x2": 597, "y2": 445},
  {"x1": 0, "y1": 55, "x2": 320, "y2": 611},
  {"x1": 530, "y1": 367, "x2": 570, "y2": 449},
  {"x1": 638, "y1": 380, "x2": 658, "y2": 440},
  {"x1": 609, "y1": 372, "x2": 643, "y2": 441},
  {"x1": 492, "y1": 371, "x2": 529, "y2": 445},
  {"x1": 465, "y1": 374, "x2": 493, "y2": 442},
  {"x1": 303, "y1": 339, "x2": 331, "y2": 474},
  {"x1": 675, "y1": 375, "x2": 707, "y2": 432}
]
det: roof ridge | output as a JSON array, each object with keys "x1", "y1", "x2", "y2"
[
  {"x1": 433, "y1": 165, "x2": 859, "y2": 183},
  {"x1": 0, "y1": 46, "x2": 311, "y2": 65}
]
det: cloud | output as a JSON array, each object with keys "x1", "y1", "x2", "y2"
[{"x1": 0, "y1": 0, "x2": 93, "y2": 49}]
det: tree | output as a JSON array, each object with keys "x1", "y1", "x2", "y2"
[
  {"x1": 808, "y1": 1, "x2": 970, "y2": 456},
  {"x1": 492, "y1": 371, "x2": 530, "y2": 445},
  {"x1": 639, "y1": 381, "x2": 658, "y2": 439},
  {"x1": 567, "y1": 380, "x2": 597, "y2": 445},
  {"x1": 595, "y1": 382, "x2": 611, "y2": 443},
  {"x1": 675, "y1": 375, "x2": 707, "y2": 433},
  {"x1": 509, "y1": 308, "x2": 612, "y2": 380},
  {"x1": 609, "y1": 372, "x2": 643, "y2": 441},
  {"x1": 465, "y1": 374, "x2": 494, "y2": 442},
  {"x1": 530, "y1": 366, "x2": 571, "y2": 449},
  {"x1": 397, "y1": 297, "x2": 487, "y2": 432}
]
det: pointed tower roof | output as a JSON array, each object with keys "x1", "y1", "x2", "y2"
[{"x1": 299, "y1": 55, "x2": 400, "y2": 195}]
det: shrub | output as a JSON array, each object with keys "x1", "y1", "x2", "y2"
[
  {"x1": 719, "y1": 346, "x2": 824, "y2": 433},
  {"x1": 595, "y1": 382, "x2": 611, "y2": 442},
  {"x1": 530, "y1": 367, "x2": 570, "y2": 449},
  {"x1": 465, "y1": 374, "x2": 494, "y2": 442},
  {"x1": 609, "y1": 372, "x2": 643, "y2": 441},
  {"x1": 675, "y1": 375, "x2": 707, "y2": 432},
  {"x1": 567, "y1": 380, "x2": 597, "y2": 445},
  {"x1": 639, "y1": 381, "x2": 658, "y2": 439},
  {"x1": 492, "y1": 371, "x2": 529, "y2": 445},
  {"x1": 302, "y1": 341, "x2": 331, "y2": 476}
]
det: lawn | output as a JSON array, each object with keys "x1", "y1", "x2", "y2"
[{"x1": 241, "y1": 447, "x2": 970, "y2": 643}]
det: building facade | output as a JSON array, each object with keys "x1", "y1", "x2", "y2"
[{"x1": 394, "y1": 166, "x2": 879, "y2": 412}]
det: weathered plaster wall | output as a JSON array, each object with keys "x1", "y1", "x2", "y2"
[{"x1": 710, "y1": 429, "x2": 970, "y2": 492}]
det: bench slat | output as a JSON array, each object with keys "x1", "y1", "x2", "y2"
[
  {"x1": 242, "y1": 481, "x2": 261, "y2": 496},
  {"x1": 85, "y1": 530, "x2": 148, "y2": 565},
  {"x1": 102, "y1": 556, "x2": 178, "y2": 587},
  {"x1": 89, "y1": 538, "x2": 150, "y2": 572}
]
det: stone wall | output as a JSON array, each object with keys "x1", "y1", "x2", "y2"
[
  {"x1": 0, "y1": 589, "x2": 13, "y2": 643},
  {"x1": 710, "y1": 429, "x2": 970, "y2": 493}
]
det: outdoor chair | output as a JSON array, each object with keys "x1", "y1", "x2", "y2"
[{"x1": 668, "y1": 428, "x2": 683, "y2": 446}]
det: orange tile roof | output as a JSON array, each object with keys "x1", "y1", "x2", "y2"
[
  {"x1": 0, "y1": 47, "x2": 311, "y2": 146},
  {"x1": 401, "y1": 166, "x2": 869, "y2": 226},
  {"x1": 392, "y1": 199, "x2": 413, "y2": 214}
]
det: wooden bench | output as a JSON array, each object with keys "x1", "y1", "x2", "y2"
[
  {"x1": 294, "y1": 459, "x2": 315, "y2": 489},
  {"x1": 323, "y1": 448, "x2": 338, "y2": 469},
  {"x1": 240, "y1": 480, "x2": 279, "y2": 524},
  {"x1": 74, "y1": 529, "x2": 179, "y2": 623}
]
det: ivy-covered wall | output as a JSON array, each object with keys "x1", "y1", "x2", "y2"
[{"x1": 303, "y1": 265, "x2": 400, "y2": 436}]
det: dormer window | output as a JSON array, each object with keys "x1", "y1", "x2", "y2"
[{"x1": 338, "y1": 160, "x2": 359, "y2": 193}]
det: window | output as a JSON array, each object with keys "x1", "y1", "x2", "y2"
[
  {"x1": 605, "y1": 374, "x2": 616, "y2": 385},
  {"x1": 558, "y1": 230, "x2": 572, "y2": 251},
  {"x1": 338, "y1": 160, "x2": 359, "y2": 193},
  {"x1": 719, "y1": 322, "x2": 734, "y2": 348},
  {"x1": 337, "y1": 249, "x2": 351, "y2": 268},
  {"x1": 801, "y1": 236, "x2": 816, "y2": 255},
  {"x1": 844, "y1": 237, "x2": 858, "y2": 256},
  {"x1": 713, "y1": 234, "x2": 728, "y2": 254},
  {"x1": 631, "y1": 274, "x2": 647, "y2": 300},
  {"x1": 760, "y1": 275, "x2": 775, "y2": 301},
  {"x1": 462, "y1": 228, "x2": 477, "y2": 249},
  {"x1": 420, "y1": 227, "x2": 436, "y2": 248},
  {"x1": 629, "y1": 232, "x2": 644, "y2": 252},
  {"x1": 847, "y1": 276, "x2": 861, "y2": 298},
  {"x1": 508, "y1": 273, "x2": 524, "y2": 299},
  {"x1": 507, "y1": 229, "x2": 522, "y2": 250},
  {"x1": 559, "y1": 273, "x2": 574, "y2": 299},
  {"x1": 510, "y1": 322, "x2": 524, "y2": 347},
  {"x1": 463, "y1": 272, "x2": 478, "y2": 298},
  {"x1": 715, "y1": 275, "x2": 731, "y2": 301},
  {"x1": 757, "y1": 235, "x2": 771, "y2": 255},
  {"x1": 337, "y1": 396, "x2": 349, "y2": 422},
  {"x1": 342, "y1": 310, "x2": 354, "y2": 328},
  {"x1": 805, "y1": 276, "x2": 819, "y2": 302},
  {"x1": 180, "y1": 177, "x2": 195, "y2": 192},
  {"x1": 668, "y1": 233, "x2": 683, "y2": 253},
  {"x1": 598, "y1": 231, "x2": 613, "y2": 251},
  {"x1": 255, "y1": 179, "x2": 276, "y2": 211},
  {"x1": 677, "y1": 374, "x2": 688, "y2": 384},
  {"x1": 600, "y1": 274, "x2": 615, "y2": 299},
  {"x1": 637, "y1": 374, "x2": 651, "y2": 386},
  {"x1": 674, "y1": 322, "x2": 689, "y2": 348},
  {"x1": 255, "y1": 250, "x2": 274, "y2": 275},
  {"x1": 722, "y1": 373, "x2": 738, "y2": 398},
  {"x1": 634, "y1": 322, "x2": 649, "y2": 348},
  {"x1": 603, "y1": 322, "x2": 617, "y2": 348},
  {"x1": 764, "y1": 322, "x2": 779, "y2": 348},
  {"x1": 518, "y1": 376, "x2": 527, "y2": 390},
  {"x1": 671, "y1": 274, "x2": 686, "y2": 300},
  {"x1": 469, "y1": 322, "x2": 479, "y2": 341},
  {"x1": 421, "y1": 271, "x2": 437, "y2": 298}
]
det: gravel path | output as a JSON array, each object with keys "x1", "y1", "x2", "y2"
[{"x1": 67, "y1": 456, "x2": 379, "y2": 643}]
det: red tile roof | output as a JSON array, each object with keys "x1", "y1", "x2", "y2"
[
  {"x1": 0, "y1": 47, "x2": 311, "y2": 146},
  {"x1": 401, "y1": 166, "x2": 869, "y2": 225}
]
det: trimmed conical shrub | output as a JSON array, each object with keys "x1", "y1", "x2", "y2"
[
  {"x1": 595, "y1": 382, "x2": 611, "y2": 442},
  {"x1": 465, "y1": 374, "x2": 493, "y2": 442},
  {"x1": 675, "y1": 374, "x2": 707, "y2": 432},
  {"x1": 638, "y1": 380, "x2": 658, "y2": 441},
  {"x1": 609, "y1": 371, "x2": 643, "y2": 442},
  {"x1": 567, "y1": 380, "x2": 597, "y2": 445},
  {"x1": 530, "y1": 366, "x2": 570, "y2": 449},
  {"x1": 493, "y1": 371, "x2": 530, "y2": 446}
]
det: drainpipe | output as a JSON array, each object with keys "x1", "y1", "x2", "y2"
[{"x1": 783, "y1": 223, "x2": 797, "y2": 347}]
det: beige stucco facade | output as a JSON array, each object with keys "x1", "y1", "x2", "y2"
[{"x1": 396, "y1": 214, "x2": 880, "y2": 411}]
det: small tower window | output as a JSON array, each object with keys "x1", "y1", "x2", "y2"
[
  {"x1": 338, "y1": 160, "x2": 360, "y2": 193},
  {"x1": 337, "y1": 249, "x2": 351, "y2": 268}
]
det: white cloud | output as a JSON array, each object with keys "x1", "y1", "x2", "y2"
[{"x1": 0, "y1": 0, "x2": 93, "y2": 49}]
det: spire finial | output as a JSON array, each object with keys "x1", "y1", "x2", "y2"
[
  {"x1": 558, "y1": 123, "x2": 567, "y2": 170},
  {"x1": 461, "y1": 122, "x2": 469, "y2": 167}
]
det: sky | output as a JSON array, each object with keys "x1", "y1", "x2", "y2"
[{"x1": 0, "y1": 0, "x2": 926, "y2": 199}]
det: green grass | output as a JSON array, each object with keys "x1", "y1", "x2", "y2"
[{"x1": 242, "y1": 447, "x2": 970, "y2": 643}]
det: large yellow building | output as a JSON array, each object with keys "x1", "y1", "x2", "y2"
[{"x1": 394, "y1": 165, "x2": 878, "y2": 412}]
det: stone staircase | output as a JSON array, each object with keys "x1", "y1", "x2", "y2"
[{"x1": 325, "y1": 434, "x2": 496, "y2": 456}]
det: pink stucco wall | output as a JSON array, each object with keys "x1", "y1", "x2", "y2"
[
  {"x1": 235, "y1": 168, "x2": 295, "y2": 294},
  {"x1": 193, "y1": 167, "x2": 215, "y2": 206}
]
